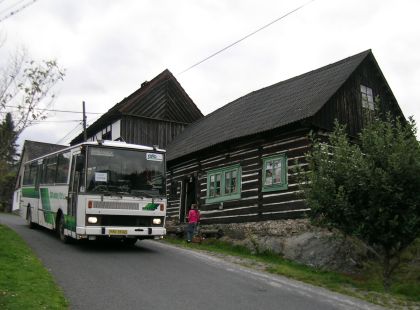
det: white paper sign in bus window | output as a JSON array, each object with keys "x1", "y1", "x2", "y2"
[
  {"x1": 95, "y1": 172, "x2": 108, "y2": 182},
  {"x1": 146, "y1": 153, "x2": 163, "y2": 162}
]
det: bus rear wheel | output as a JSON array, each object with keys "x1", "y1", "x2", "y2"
[
  {"x1": 57, "y1": 213, "x2": 70, "y2": 244},
  {"x1": 26, "y1": 208, "x2": 35, "y2": 229}
]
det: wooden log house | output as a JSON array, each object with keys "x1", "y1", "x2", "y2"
[
  {"x1": 70, "y1": 69, "x2": 203, "y2": 148},
  {"x1": 165, "y1": 50, "x2": 405, "y2": 225}
]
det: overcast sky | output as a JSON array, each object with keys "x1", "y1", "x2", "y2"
[{"x1": 1, "y1": 0, "x2": 419, "y2": 148}]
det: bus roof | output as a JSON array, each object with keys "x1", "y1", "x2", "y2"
[
  {"x1": 24, "y1": 140, "x2": 165, "y2": 165},
  {"x1": 81, "y1": 140, "x2": 165, "y2": 152}
]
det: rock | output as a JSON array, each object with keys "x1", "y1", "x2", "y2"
[{"x1": 170, "y1": 219, "x2": 368, "y2": 274}]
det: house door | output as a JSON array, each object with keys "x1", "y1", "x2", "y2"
[{"x1": 179, "y1": 176, "x2": 196, "y2": 223}]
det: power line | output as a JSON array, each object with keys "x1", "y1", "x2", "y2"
[
  {"x1": 3, "y1": 105, "x2": 104, "y2": 114},
  {"x1": 85, "y1": 114, "x2": 103, "y2": 129},
  {"x1": 55, "y1": 122, "x2": 83, "y2": 144},
  {"x1": 0, "y1": 0, "x2": 39, "y2": 23},
  {"x1": 54, "y1": 113, "x2": 102, "y2": 145},
  {"x1": 0, "y1": 0, "x2": 26, "y2": 15},
  {"x1": 177, "y1": 0, "x2": 315, "y2": 75},
  {"x1": 31, "y1": 119, "x2": 81, "y2": 123}
]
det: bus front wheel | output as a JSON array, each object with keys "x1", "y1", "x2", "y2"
[{"x1": 57, "y1": 213, "x2": 70, "y2": 244}]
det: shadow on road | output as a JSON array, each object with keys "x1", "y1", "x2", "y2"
[{"x1": 27, "y1": 223, "x2": 158, "y2": 254}]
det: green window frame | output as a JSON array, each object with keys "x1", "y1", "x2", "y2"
[
  {"x1": 206, "y1": 165, "x2": 241, "y2": 204},
  {"x1": 262, "y1": 154, "x2": 288, "y2": 192}
]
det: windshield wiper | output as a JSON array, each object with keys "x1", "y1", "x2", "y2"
[
  {"x1": 131, "y1": 191, "x2": 152, "y2": 198},
  {"x1": 131, "y1": 190, "x2": 164, "y2": 199},
  {"x1": 92, "y1": 185, "x2": 126, "y2": 197}
]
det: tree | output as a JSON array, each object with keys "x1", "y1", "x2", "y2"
[
  {"x1": 300, "y1": 116, "x2": 420, "y2": 289},
  {"x1": 0, "y1": 112, "x2": 18, "y2": 211},
  {"x1": 0, "y1": 48, "x2": 65, "y2": 211},
  {"x1": 0, "y1": 112, "x2": 18, "y2": 164},
  {"x1": 0, "y1": 48, "x2": 65, "y2": 137}
]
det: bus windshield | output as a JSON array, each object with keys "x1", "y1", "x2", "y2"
[{"x1": 86, "y1": 147, "x2": 165, "y2": 197}]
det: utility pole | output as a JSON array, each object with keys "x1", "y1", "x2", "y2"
[{"x1": 82, "y1": 101, "x2": 87, "y2": 142}]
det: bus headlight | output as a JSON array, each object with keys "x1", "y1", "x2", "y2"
[
  {"x1": 87, "y1": 216, "x2": 98, "y2": 224},
  {"x1": 152, "y1": 218, "x2": 161, "y2": 225}
]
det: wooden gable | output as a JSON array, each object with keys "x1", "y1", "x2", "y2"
[
  {"x1": 70, "y1": 69, "x2": 203, "y2": 147},
  {"x1": 312, "y1": 52, "x2": 403, "y2": 137}
]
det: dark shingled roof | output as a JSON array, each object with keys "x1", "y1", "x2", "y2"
[
  {"x1": 167, "y1": 50, "x2": 372, "y2": 161},
  {"x1": 22, "y1": 140, "x2": 67, "y2": 161}
]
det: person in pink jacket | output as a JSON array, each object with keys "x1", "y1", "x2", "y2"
[{"x1": 186, "y1": 204, "x2": 200, "y2": 242}]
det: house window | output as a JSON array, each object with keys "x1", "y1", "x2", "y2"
[
  {"x1": 102, "y1": 125, "x2": 112, "y2": 140},
  {"x1": 206, "y1": 165, "x2": 241, "y2": 203},
  {"x1": 262, "y1": 154, "x2": 287, "y2": 192},
  {"x1": 225, "y1": 170, "x2": 238, "y2": 194},
  {"x1": 360, "y1": 85, "x2": 374, "y2": 110}
]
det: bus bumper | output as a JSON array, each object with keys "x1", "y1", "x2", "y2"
[{"x1": 77, "y1": 226, "x2": 166, "y2": 237}]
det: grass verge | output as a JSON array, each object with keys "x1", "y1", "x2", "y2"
[
  {"x1": 0, "y1": 224, "x2": 68, "y2": 310},
  {"x1": 162, "y1": 237, "x2": 420, "y2": 309}
]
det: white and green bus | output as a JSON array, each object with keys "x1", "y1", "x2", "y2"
[{"x1": 19, "y1": 140, "x2": 166, "y2": 244}]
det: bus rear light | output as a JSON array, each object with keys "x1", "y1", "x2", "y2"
[
  {"x1": 160, "y1": 203, "x2": 165, "y2": 211},
  {"x1": 88, "y1": 201, "x2": 93, "y2": 209}
]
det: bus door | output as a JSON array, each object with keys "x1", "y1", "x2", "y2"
[
  {"x1": 33, "y1": 161, "x2": 42, "y2": 224},
  {"x1": 67, "y1": 153, "x2": 84, "y2": 229}
]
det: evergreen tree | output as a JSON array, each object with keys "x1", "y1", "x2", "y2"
[
  {"x1": 0, "y1": 112, "x2": 18, "y2": 164},
  {"x1": 0, "y1": 113, "x2": 18, "y2": 211}
]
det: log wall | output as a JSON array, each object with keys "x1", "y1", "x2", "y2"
[{"x1": 166, "y1": 128, "x2": 311, "y2": 224}]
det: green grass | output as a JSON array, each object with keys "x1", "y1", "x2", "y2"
[
  {"x1": 0, "y1": 224, "x2": 68, "y2": 310},
  {"x1": 163, "y1": 237, "x2": 420, "y2": 309}
]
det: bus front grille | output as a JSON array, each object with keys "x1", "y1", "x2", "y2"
[
  {"x1": 92, "y1": 201, "x2": 139, "y2": 210},
  {"x1": 85, "y1": 215, "x2": 165, "y2": 227}
]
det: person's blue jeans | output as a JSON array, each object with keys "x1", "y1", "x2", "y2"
[{"x1": 187, "y1": 222, "x2": 197, "y2": 242}]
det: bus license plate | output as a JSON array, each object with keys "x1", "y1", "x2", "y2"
[{"x1": 109, "y1": 229, "x2": 128, "y2": 235}]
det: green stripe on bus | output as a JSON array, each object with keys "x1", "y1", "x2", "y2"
[
  {"x1": 22, "y1": 188, "x2": 40, "y2": 198},
  {"x1": 40, "y1": 188, "x2": 55, "y2": 225},
  {"x1": 64, "y1": 215, "x2": 76, "y2": 231},
  {"x1": 143, "y1": 203, "x2": 159, "y2": 211}
]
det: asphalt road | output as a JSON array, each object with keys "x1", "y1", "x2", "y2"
[{"x1": 0, "y1": 213, "x2": 384, "y2": 310}]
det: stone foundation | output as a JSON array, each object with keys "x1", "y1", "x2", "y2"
[{"x1": 168, "y1": 219, "x2": 368, "y2": 274}]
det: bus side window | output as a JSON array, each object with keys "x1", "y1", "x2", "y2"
[
  {"x1": 45, "y1": 156, "x2": 58, "y2": 184},
  {"x1": 40, "y1": 159, "x2": 48, "y2": 185},
  {"x1": 23, "y1": 164, "x2": 31, "y2": 185},
  {"x1": 56, "y1": 152, "x2": 70, "y2": 183},
  {"x1": 35, "y1": 163, "x2": 42, "y2": 189},
  {"x1": 29, "y1": 163, "x2": 38, "y2": 186}
]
